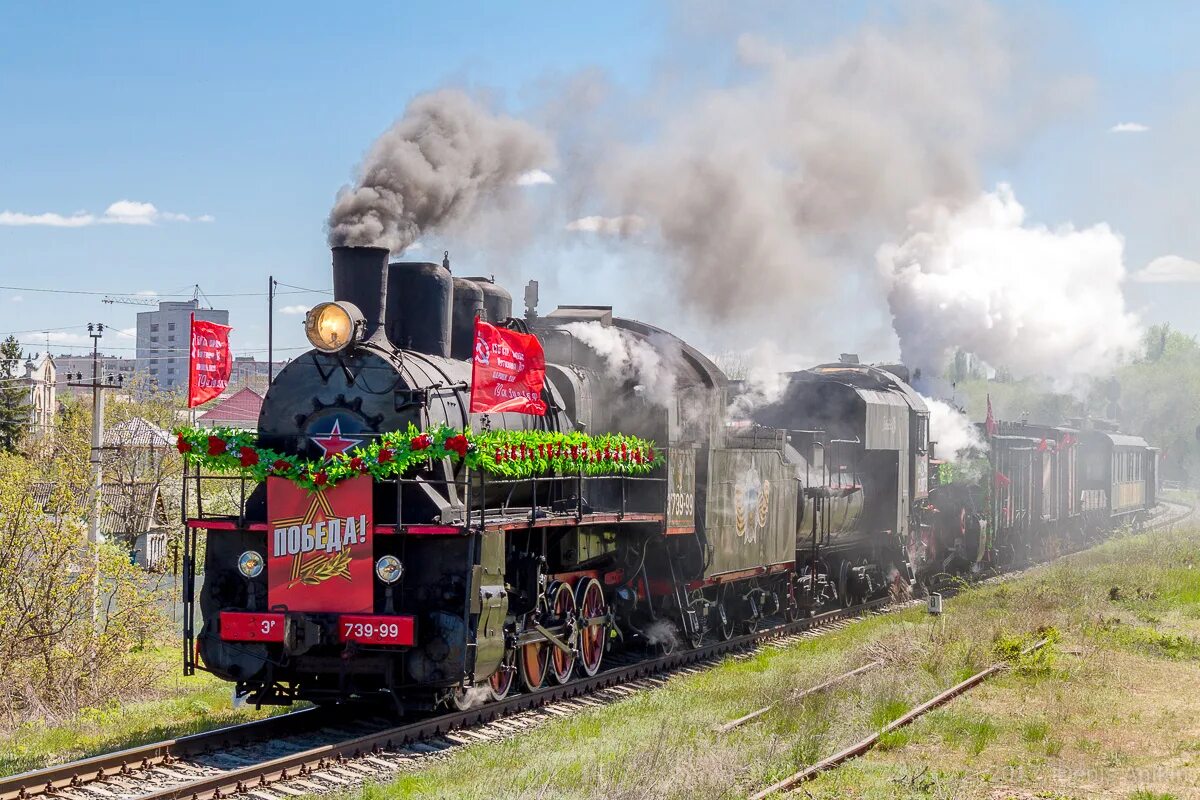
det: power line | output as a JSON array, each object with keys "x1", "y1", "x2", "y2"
[
  {"x1": 0, "y1": 324, "x2": 92, "y2": 337},
  {"x1": 0, "y1": 284, "x2": 324, "y2": 298}
]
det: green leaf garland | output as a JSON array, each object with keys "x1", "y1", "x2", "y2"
[{"x1": 173, "y1": 424, "x2": 661, "y2": 492}]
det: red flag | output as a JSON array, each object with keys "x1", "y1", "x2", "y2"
[
  {"x1": 994, "y1": 470, "x2": 1011, "y2": 487},
  {"x1": 187, "y1": 313, "x2": 233, "y2": 408},
  {"x1": 469, "y1": 318, "x2": 547, "y2": 415},
  {"x1": 1037, "y1": 437, "x2": 1048, "y2": 452},
  {"x1": 985, "y1": 394, "x2": 997, "y2": 438}
]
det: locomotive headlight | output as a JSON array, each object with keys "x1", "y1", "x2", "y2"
[
  {"x1": 375, "y1": 555, "x2": 404, "y2": 584},
  {"x1": 305, "y1": 301, "x2": 364, "y2": 353},
  {"x1": 237, "y1": 550, "x2": 264, "y2": 579}
]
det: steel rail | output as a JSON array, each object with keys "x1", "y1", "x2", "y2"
[{"x1": 0, "y1": 708, "x2": 328, "y2": 800}]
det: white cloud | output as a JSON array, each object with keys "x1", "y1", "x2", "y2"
[
  {"x1": 104, "y1": 200, "x2": 158, "y2": 224},
  {"x1": 10, "y1": 295, "x2": 23, "y2": 303},
  {"x1": 45, "y1": 331, "x2": 94, "y2": 347},
  {"x1": 565, "y1": 215, "x2": 646, "y2": 235},
  {"x1": 135, "y1": 290, "x2": 158, "y2": 297},
  {"x1": 0, "y1": 211, "x2": 95, "y2": 227},
  {"x1": 1110, "y1": 122, "x2": 1149, "y2": 133},
  {"x1": 0, "y1": 199, "x2": 214, "y2": 227},
  {"x1": 279, "y1": 305, "x2": 310, "y2": 315},
  {"x1": 1133, "y1": 255, "x2": 1200, "y2": 283},
  {"x1": 516, "y1": 169, "x2": 555, "y2": 186}
]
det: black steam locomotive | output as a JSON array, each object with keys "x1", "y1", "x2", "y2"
[{"x1": 181, "y1": 246, "x2": 1158, "y2": 709}]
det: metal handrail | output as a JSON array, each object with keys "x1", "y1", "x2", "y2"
[{"x1": 182, "y1": 462, "x2": 666, "y2": 529}]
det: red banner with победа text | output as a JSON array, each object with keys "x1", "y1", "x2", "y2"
[
  {"x1": 469, "y1": 318, "x2": 547, "y2": 415},
  {"x1": 187, "y1": 314, "x2": 233, "y2": 408},
  {"x1": 266, "y1": 475, "x2": 374, "y2": 613}
]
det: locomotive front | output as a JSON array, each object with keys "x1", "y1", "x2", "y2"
[{"x1": 194, "y1": 246, "x2": 569, "y2": 707}]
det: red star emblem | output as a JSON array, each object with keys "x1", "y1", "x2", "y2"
[{"x1": 310, "y1": 419, "x2": 362, "y2": 457}]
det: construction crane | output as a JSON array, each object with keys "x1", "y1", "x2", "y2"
[
  {"x1": 102, "y1": 295, "x2": 158, "y2": 306},
  {"x1": 102, "y1": 285, "x2": 215, "y2": 308}
]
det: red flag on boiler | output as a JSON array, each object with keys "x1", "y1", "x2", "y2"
[
  {"x1": 985, "y1": 394, "x2": 997, "y2": 438},
  {"x1": 187, "y1": 313, "x2": 233, "y2": 408},
  {"x1": 469, "y1": 318, "x2": 547, "y2": 415}
]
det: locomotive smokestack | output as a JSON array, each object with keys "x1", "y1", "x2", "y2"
[{"x1": 331, "y1": 246, "x2": 389, "y2": 342}]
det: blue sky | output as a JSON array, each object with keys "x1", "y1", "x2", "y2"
[{"x1": 2, "y1": 1, "x2": 1199, "y2": 365}]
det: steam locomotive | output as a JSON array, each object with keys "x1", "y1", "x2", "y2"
[{"x1": 181, "y1": 246, "x2": 1158, "y2": 709}]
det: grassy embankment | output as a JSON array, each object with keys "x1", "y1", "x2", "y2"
[
  {"x1": 0, "y1": 653, "x2": 294, "y2": 777},
  {"x1": 339, "y1": 513, "x2": 1200, "y2": 800}
]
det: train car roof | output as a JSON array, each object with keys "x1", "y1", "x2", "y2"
[
  {"x1": 800, "y1": 363, "x2": 929, "y2": 414},
  {"x1": 991, "y1": 434, "x2": 1040, "y2": 445},
  {"x1": 1084, "y1": 431, "x2": 1150, "y2": 448}
]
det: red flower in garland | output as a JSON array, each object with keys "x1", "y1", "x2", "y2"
[
  {"x1": 176, "y1": 433, "x2": 191, "y2": 454},
  {"x1": 495, "y1": 448, "x2": 506, "y2": 463},
  {"x1": 378, "y1": 448, "x2": 394, "y2": 464},
  {"x1": 349, "y1": 456, "x2": 366, "y2": 472},
  {"x1": 272, "y1": 459, "x2": 292, "y2": 474},
  {"x1": 239, "y1": 446, "x2": 259, "y2": 467},
  {"x1": 445, "y1": 434, "x2": 469, "y2": 459},
  {"x1": 312, "y1": 470, "x2": 328, "y2": 487},
  {"x1": 207, "y1": 436, "x2": 227, "y2": 456},
  {"x1": 411, "y1": 433, "x2": 432, "y2": 451}
]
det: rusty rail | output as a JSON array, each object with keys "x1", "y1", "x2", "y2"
[{"x1": 749, "y1": 638, "x2": 1051, "y2": 799}]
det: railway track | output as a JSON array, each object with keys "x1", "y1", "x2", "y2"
[{"x1": 6, "y1": 497, "x2": 1190, "y2": 800}]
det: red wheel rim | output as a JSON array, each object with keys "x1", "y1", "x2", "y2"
[
  {"x1": 490, "y1": 651, "x2": 514, "y2": 700},
  {"x1": 550, "y1": 582, "x2": 577, "y2": 683},
  {"x1": 576, "y1": 578, "x2": 607, "y2": 676},
  {"x1": 519, "y1": 641, "x2": 548, "y2": 691}
]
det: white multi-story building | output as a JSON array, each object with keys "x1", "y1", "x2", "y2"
[{"x1": 136, "y1": 300, "x2": 228, "y2": 391}]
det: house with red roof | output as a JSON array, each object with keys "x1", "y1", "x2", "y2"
[{"x1": 196, "y1": 387, "x2": 263, "y2": 429}]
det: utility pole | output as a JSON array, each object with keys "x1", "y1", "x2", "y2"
[
  {"x1": 267, "y1": 275, "x2": 276, "y2": 384},
  {"x1": 68, "y1": 324, "x2": 125, "y2": 630},
  {"x1": 88, "y1": 323, "x2": 105, "y2": 547}
]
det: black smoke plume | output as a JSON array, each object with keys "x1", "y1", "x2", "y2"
[{"x1": 328, "y1": 89, "x2": 553, "y2": 253}]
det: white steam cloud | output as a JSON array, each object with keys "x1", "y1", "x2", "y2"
[
  {"x1": 925, "y1": 398, "x2": 986, "y2": 463},
  {"x1": 880, "y1": 184, "x2": 1141, "y2": 382},
  {"x1": 328, "y1": 89, "x2": 553, "y2": 253},
  {"x1": 562, "y1": 321, "x2": 678, "y2": 407}
]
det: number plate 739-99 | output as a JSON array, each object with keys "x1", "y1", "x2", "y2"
[{"x1": 338, "y1": 614, "x2": 415, "y2": 646}]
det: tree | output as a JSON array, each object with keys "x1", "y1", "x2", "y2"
[
  {"x1": 0, "y1": 445, "x2": 168, "y2": 723},
  {"x1": 0, "y1": 335, "x2": 31, "y2": 453}
]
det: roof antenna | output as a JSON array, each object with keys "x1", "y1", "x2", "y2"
[{"x1": 443, "y1": 250, "x2": 451, "y2": 273}]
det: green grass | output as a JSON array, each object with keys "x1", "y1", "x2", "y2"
[
  {"x1": 0, "y1": 662, "x2": 297, "y2": 777},
  {"x1": 317, "y1": 515, "x2": 1200, "y2": 799}
]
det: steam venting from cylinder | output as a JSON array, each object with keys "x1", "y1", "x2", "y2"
[{"x1": 330, "y1": 246, "x2": 389, "y2": 342}]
